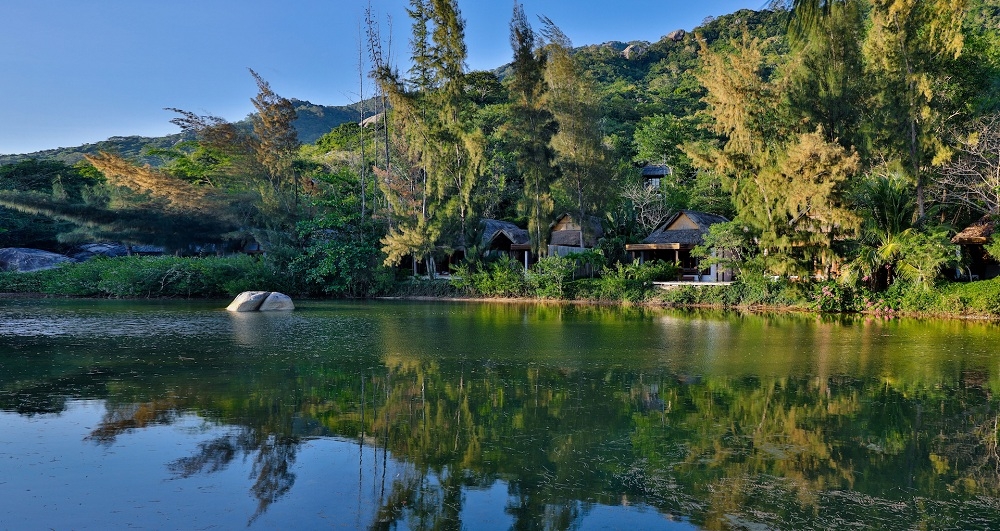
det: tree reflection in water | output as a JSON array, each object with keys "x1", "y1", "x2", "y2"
[{"x1": 5, "y1": 301, "x2": 1000, "y2": 528}]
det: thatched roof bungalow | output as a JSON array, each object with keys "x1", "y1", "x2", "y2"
[
  {"x1": 625, "y1": 210, "x2": 731, "y2": 281},
  {"x1": 952, "y1": 215, "x2": 1000, "y2": 280},
  {"x1": 547, "y1": 213, "x2": 604, "y2": 257},
  {"x1": 481, "y1": 219, "x2": 533, "y2": 270},
  {"x1": 641, "y1": 164, "x2": 671, "y2": 190}
]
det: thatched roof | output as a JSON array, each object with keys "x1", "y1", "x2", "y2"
[
  {"x1": 481, "y1": 219, "x2": 529, "y2": 248},
  {"x1": 548, "y1": 213, "x2": 604, "y2": 247},
  {"x1": 952, "y1": 215, "x2": 996, "y2": 245},
  {"x1": 640, "y1": 210, "x2": 729, "y2": 246}
]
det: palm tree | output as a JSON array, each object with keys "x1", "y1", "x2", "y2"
[{"x1": 843, "y1": 172, "x2": 954, "y2": 290}]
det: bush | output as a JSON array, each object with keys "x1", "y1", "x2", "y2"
[
  {"x1": 589, "y1": 260, "x2": 678, "y2": 303},
  {"x1": 0, "y1": 270, "x2": 47, "y2": 293},
  {"x1": 811, "y1": 281, "x2": 862, "y2": 312},
  {"x1": 526, "y1": 256, "x2": 576, "y2": 298},
  {"x1": 290, "y1": 226, "x2": 393, "y2": 297},
  {"x1": 451, "y1": 257, "x2": 527, "y2": 298},
  {"x1": 936, "y1": 278, "x2": 1000, "y2": 315},
  {"x1": 0, "y1": 255, "x2": 291, "y2": 299},
  {"x1": 388, "y1": 277, "x2": 460, "y2": 297}
]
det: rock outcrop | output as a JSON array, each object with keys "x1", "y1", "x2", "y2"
[
  {"x1": 226, "y1": 291, "x2": 294, "y2": 312},
  {"x1": 259, "y1": 292, "x2": 294, "y2": 311},
  {"x1": 0, "y1": 248, "x2": 73, "y2": 272},
  {"x1": 70, "y1": 243, "x2": 131, "y2": 261},
  {"x1": 623, "y1": 43, "x2": 647, "y2": 60}
]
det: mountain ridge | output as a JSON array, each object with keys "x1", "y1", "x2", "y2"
[{"x1": 0, "y1": 99, "x2": 367, "y2": 167}]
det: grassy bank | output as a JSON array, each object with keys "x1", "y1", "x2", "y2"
[{"x1": 0, "y1": 255, "x2": 292, "y2": 299}]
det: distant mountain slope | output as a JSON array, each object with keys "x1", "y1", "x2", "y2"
[
  {"x1": 1, "y1": 7, "x2": 785, "y2": 169},
  {"x1": 289, "y1": 99, "x2": 365, "y2": 145},
  {"x1": 0, "y1": 99, "x2": 367, "y2": 167}
]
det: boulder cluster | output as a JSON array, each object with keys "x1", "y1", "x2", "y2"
[
  {"x1": 0, "y1": 244, "x2": 167, "y2": 273},
  {"x1": 226, "y1": 291, "x2": 294, "y2": 312}
]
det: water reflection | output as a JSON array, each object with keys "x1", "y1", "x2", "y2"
[{"x1": 1, "y1": 299, "x2": 1000, "y2": 529}]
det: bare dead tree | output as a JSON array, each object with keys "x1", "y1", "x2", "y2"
[
  {"x1": 621, "y1": 180, "x2": 673, "y2": 232},
  {"x1": 936, "y1": 114, "x2": 1000, "y2": 215},
  {"x1": 365, "y1": 4, "x2": 393, "y2": 178},
  {"x1": 358, "y1": 21, "x2": 368, "y2": 222}
]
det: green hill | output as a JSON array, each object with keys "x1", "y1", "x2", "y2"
[{"x1": 0, "y1": 99, "x2": 367, "y2": 167}]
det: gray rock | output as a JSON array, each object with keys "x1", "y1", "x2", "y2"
[
  {"x1": 0, "y1": 248, "x2": 74, "y2": 273},
  {"x1": 226, "y1": 291, "x2": 271, "y2": 312},
  {"x1": 623, "y1": 43, "x2": 647, "y2": 59},
  {"x1": 666, "y1": 29, "x2": 686, "y2": 42},
  {"x1": 131, "y1": 245, "x2": 166, "y2": 255},
  {"x1": 259, "y1": 292, "x2": 294, "y2": 311},
  {"x1": 71, "y1": 243, "x2": 131, "y2": 261}
]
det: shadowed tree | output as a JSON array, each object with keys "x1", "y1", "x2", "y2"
[
  {"x1": 248, "y1": 68, "x2": 300, "y2": 195},
  {"x1": 506, "y1": 3, "x2": 558, "y2": 255},
  {"x1": 541, "y1": 17, "x2": 610, "y2": 246}
]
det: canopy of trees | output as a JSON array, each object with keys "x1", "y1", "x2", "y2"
[{"x1": 2, "y1": 0, "x2": 999, "y2": 295}]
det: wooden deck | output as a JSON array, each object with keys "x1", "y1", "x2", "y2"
[{"x1": 653, "y1": 281, "x2": 734, "y2": 289}]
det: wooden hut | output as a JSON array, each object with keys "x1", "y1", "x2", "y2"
[
  {"x1": 641, "y1": 164, "x2": 671, "y2": 190},
  {"x1": 625, "y1": 210, "x2": 731, "y2": 281},
  {"x1": 481, "y1": 219, "x2": 533, "y2": 270},
  {"x1": 952, "y1": 215, "x2": 1000, "y2": 280},
  {"x1": 547, "y1": 213, "x2": 603, "y2": 257}
]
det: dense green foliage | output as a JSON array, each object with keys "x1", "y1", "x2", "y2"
[
  {"x1": 0, "y1": 255, "x2": 288, "y2": 298},
  {"x1": 2, "y1": 2, "x2": 1000, "y2": 314},
  {"x1": 452, "y1": 255, "x2": 678, "y2": 303}
]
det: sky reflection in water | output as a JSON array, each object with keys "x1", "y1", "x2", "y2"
[{"x1": 1, "y1": 299, "x2": 999, "y2": 529}]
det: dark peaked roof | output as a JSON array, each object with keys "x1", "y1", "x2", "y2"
[
  {"x1": 481, "y1": 219, "x2": 530, "y2": 247},
  {"x1": 548, "y1": 213, "x2": 604, "y2": 247},
  {"x1": 641, "y1": 164, "x2": 671, "y2": 177},
  {"x1": 640, "y1": 210, "x2": 729, "y2": 246}
]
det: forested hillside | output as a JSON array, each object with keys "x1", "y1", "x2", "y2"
[
  {"x1": 0, "y1": 99, "x2": 365, "y2": 166},
  {"x1": 2, "y1": 0, "x2": 999, "y2": 309}
]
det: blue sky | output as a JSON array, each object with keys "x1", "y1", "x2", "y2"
[{"x1": 1, "y1": 0, "x2": 764, "y2": 155}]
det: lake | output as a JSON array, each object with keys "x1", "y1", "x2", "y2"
[{"x1": 1, "y1": 298, "x2": 999, "y2": 530}]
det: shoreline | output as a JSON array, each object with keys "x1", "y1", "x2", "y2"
[
  {"x1": 5, "y1": 291, "x2": 1000, "y2": 322},
  {"x1": 377, "y1": 294, "x2": 1000, "y2": 321}
]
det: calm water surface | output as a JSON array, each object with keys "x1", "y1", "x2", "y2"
[{"x1": 1, "y1": 298, "x2": 1000, "y2": 530}]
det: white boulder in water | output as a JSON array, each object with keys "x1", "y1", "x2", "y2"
[
  {"x1": 259, "y1": 292, "x2": 294, "y2": 311},
  {"x1": 226, "y1": 291, "x2": 271, "y2": 312},
  {"x1": 226, "y1": 291, "x2": 294, "y2": 312}
]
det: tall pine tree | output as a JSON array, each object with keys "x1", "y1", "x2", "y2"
[
  {"x1": 506, "y1": 3, "x2": 558, "y2": 255},
  {"x1": 376, "y1": 0, "x2": 483, "y2": 274}
]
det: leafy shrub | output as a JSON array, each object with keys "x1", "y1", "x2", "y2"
[
  {"x1": 452, "y1": 257, "x2": 527, "y2": 298},
  {"x1": 0, "y1": 255, "x2": 291, "y2": 299},
  {"x1": 388, "y1": 278, "x2": 461, "y2": 297},
  {"x1": 561, "y1": 249, "x2": 606, "y2": 279},
  {"x1": 590, "y1": 260, "x2": 678, "y2": 303},
  {"x1": 937, "y1": 278, "x2": 1000, "y2": 315},
  {"x1": 724, "y1": 272, "x2": 797, "y2": 307},
  {"x1": 811, "y1": 281, "x2": 862, "y2": 312},
  {"x1": 0, "y1": 270, "x2": 47, "y2": 293},
  {"x1": 290, "y1": 223, "x2": 393, "y2": 297},
  {"x1": 657, "y1": 284, "x2": 731, "y2": 306},
  {"x1": 526, "y1": 256, "x2": 576, "y2": 298}
]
